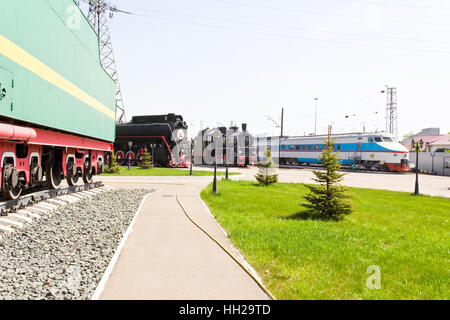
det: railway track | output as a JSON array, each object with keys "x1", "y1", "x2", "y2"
[{"x1": 0, "y1": 182, "x2": 106, "y2": 235}]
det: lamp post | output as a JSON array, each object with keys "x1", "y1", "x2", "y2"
[
  {"x1": 225, "y1": 160, "x2": 229, "y2": 180},
  {"x1": 411, "y1": 139, "x2": 424, "y2": 195},
  {"x1": 431, "y1": 152, "x2": 436, "y2": 175},
  {"x1": 127, "y1": 141, "x2": 133, "y2": 170},
  {"x1": 213, "y1": 153, "x2": 218, "y2": 194},
  {"x1": 189, "y1": 139, "x2": 193, "y2": 176}
]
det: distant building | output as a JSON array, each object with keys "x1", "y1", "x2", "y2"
[{"x1": 401, "y1": 128, "x2": 450, "y2": 152}]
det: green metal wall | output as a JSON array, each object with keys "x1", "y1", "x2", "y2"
[{"x1": 0, "y1": 0, "x2": 117, "y2": 142}]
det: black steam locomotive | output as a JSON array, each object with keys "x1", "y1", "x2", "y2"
[
  {"x1": 194, "y1": 124, "x2": 256, "y2": 167},
  {"x1": 114, "y1": 114, "x2": 190, "y2": 167}
]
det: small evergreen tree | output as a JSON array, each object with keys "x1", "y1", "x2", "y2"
[
  {"x1": 139, "y1": 147, "x2": 153, "y2": 169},
  {"x1": 302, "y1": 128, "x2": 352, "y2": 220},
  {"x1": 255, "y1": 149, "x2": 278, "y2": 186},
  {"x1": 104, "y1": 153, "x2": 120, "y2": 173}
]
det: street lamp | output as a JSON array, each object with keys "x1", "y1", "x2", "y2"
[
  {"x1": 127, "y1": 141, "x2": 133, "y2": 170},
  {"x1": 431, "y1": 152, "x2": 436, "y2": 174},
  {"x1": 212, "y1": 136, "x2": 218, "y2": 194},
  {"x1": 189, "y1": 139, "x2": 193, "y2": 176},
  {"x1": 213, "y1": 151, "x2": 218, "y2": 194},
  {"x1": 411, "y1": 139, "x2": 424, "y2": 195}
]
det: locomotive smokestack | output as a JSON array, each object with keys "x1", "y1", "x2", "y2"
[{"x1": 242, "y1": 123, "x2": 247, "y2": 132}]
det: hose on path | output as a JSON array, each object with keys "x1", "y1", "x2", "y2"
[{"x1": 175, "y1": 195, "x2": 275, "y2": 300}]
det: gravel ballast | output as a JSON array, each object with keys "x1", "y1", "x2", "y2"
[{"x1": 0, "y1": 188, "x2": 152, "y2": 300}]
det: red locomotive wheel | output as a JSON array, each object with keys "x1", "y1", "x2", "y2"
[
  {"x1": 125, "y1": 151, "x2": 136, "y2": 166},
  {"x1": 116, "y1": 150, "x2": 125, "y2": 165},
  {"x1": 136, "y1": 149, "x2": 144, "y2": 166}
]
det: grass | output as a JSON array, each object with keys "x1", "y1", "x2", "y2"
[
  {"x1": 100, "y1": 166, "x2": 240, "y2": 177},
  {"x1": 200, "y1": 180, "x2": 450, "y2": 300}
]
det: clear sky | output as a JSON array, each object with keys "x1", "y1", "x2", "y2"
[{"x1": 80, "y1": 0, "x2": 449, "y2": 140}]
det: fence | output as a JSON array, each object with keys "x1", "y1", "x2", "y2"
[{"x1": 409, "y1": 152, "x2": 450, "y2": 176}]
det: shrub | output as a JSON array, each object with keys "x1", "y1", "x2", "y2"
[
  {"x1": 255, "y1": 149, "x2": 278, "y2": 186},
  {"x1": 302, "y1": 129, "x2": 352, "y2": 220},
  {"x1": 139, "y1": 147, "x2": 153, "y2": 169},
  {"x1": 104, "y1": 153, "x2": 120, "y2": 173}
]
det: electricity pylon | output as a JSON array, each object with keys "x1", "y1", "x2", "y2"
[
  {"x1": 385, "y1": 86, "x2": 398, "y2": 141},
  {"x1": 82, "y1": 0, "x2": 130, "y2": 123}
]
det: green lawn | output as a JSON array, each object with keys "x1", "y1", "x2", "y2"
[
  {"x1": 200, "y1": 180, "x2": 450, "y2": 300},
  {"x1": 100, "y1": 166, "x2": 240, "y2": 177}
]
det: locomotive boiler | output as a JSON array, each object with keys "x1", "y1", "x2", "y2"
[{"x1": 114, "y1": 114, "x2": 190, "y2": 167}]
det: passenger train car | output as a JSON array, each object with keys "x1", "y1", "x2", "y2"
[{"x1": 257, "y1": 133, "x2": 409, "y2": 172}]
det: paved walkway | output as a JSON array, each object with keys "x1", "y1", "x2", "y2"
[{"x1": 98, "y1": 176, "x2": 269, "y2": 300}]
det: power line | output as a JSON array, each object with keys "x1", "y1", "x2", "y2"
[
  {"x1": 331, "y1": 0, "x2": 450, "y2": 10},
  {"x1": 89, "y1": 2, "x2": 450, "y2": 54},
  {"x1": 119, "y1": 5, "x2": 450, "y2": 45},
  {"x1": 124, "y1": 13, "x2": 450, "y2": 55},
  {"x1": 203, "y1": 0, "x2": 450, "y2": 27}
]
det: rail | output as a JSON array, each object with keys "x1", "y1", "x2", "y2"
[{"x1": 0, "y1": 182, "x2": 104, "y2": 214}]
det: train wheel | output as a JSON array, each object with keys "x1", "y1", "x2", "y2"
[
  {"x1": 82, "y1": 159, "x2": 94, "y2": 184},
  {"x1": 82, "y1": 171, "x2": 93, "y2": 184},
  {"x1": 116, "y1": 151, "x2": 125, "y2": 166},
  {"x1": 46, "y1": 163, "x2": 62, "y2": 189},
  {"x1": 67, "y1": 174, "x2": 79, "y2": 186},
  {"x1": 2, "y1": 186, "x2": 22, "y2": 200},
  {"x1": 66, "y1": 162, "x2": 79, "y2": 186},
  {"x1": 125, "y1": 151, "x2": 136, "y2": 166},
  {"x1": 136, "y1": 149, "x2": 144, "y2": 166},
  {"x1": 2, "y1": 164, "x2": 22, "y2": 200}
]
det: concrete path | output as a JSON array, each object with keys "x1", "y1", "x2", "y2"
[{"x1": 98, "y1": 176, "x2": 269, "y2": 300}]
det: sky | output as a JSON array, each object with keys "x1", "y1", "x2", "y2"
[{"x1": 80, "y1": 0, "x2": 449, "y2": 140}]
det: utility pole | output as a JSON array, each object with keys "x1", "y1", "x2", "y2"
[
  {"x1": 385, "y1": 86, "x2": 398, "y2": 141},
  {"x1": 280, "y1": 108, "x2": 284, "y2": 137},
  {"x1": 314, "y1": 98, "x2": 319, "y2": 135},
  {"x1": 86, "y1": 0, "x2": 128, "y2": 123}
]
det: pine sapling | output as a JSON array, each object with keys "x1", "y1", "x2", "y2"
[
  {"x1": 302, "y1": 128, "x2": 352, "y2": 220},
  {"x1": 255, "y1": 149, "x2": 278, "y2": 186},
  {"x1": 139, "y1": 147, "x2": 153, "y2": 169}
]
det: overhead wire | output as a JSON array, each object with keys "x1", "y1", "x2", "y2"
[
  {"x1": 89, "y1": 1, "x2": 450, "y2": 54},
  {"x1": 331, "y1": 0, "x2": 450, "y2": 10},
  {"x1": 119, "y1": 5, "x2": 450, "y2": 45},
  {"x1": 203, "y1": 0, "x2": 450, "y2": 27},
  {"x1": 118, "y1": 13, "x2": 450, "y2": 54}
]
